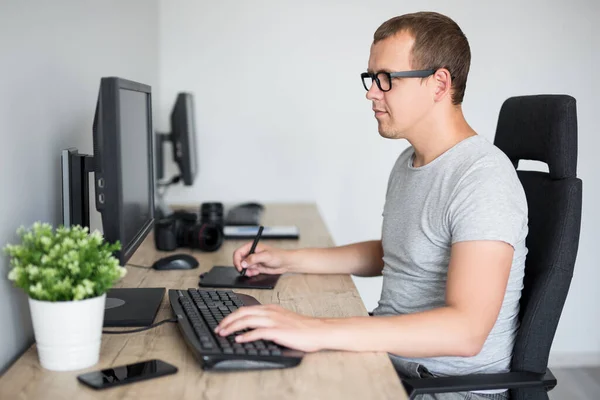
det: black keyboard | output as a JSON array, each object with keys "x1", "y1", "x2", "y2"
[{"x1": 168, "y1": 289, "x2": 304, "y2": 371}]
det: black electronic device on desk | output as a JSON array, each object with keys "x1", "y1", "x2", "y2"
[
  {"x1": 200, "y1": 225, "x2": 281, "y2": 289},
  {"x1": 104, "y1": 288, "x2": 165, "y2": 327},
  {"x1": 77, "y1": 359, "x2": 178, "y2": 390},
  {"x1": 169, "y1": 288, "x2": 304, "y2": 371},
  {"x1": 199, "y1": 266, "x2": 280, "y2": 289},
  {"x1": 225, "y1": 203, "x2": 264, "y2": 226}
]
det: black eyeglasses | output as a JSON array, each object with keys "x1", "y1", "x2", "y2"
[{"x1": 361, "y1": 70, "x2": 435, "y2": 92}]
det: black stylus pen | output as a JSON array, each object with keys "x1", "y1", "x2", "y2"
[{"x1": 241, "y1": 225, "x2": 264, "y2": 276}]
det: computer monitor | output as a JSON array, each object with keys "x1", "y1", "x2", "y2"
[
  {"x1": 62, "y1": 77, "x2": 154, "y2": 266},
  {"x1": 156, "y1": 92, "x2": 197, "y2": 186},
  {"x1": 61, "y1": 77, "x2": 164, "y2": 327}
]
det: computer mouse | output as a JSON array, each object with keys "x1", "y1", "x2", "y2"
[{"x1": 152, "y1": 254, "x2": 199, "y2": 270}]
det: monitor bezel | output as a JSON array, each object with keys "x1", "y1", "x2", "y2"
[{"x1": 171, "y1": 92, "x2": 197, "y2": 186}]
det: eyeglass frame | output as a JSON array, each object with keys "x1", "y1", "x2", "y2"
[{"x1": 361, "y1": 69, "x2": 437, "y2": 92}]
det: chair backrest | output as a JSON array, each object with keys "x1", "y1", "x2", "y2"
[{"x1": 493, "y1": 95, "x2": 582, "y2": 376}]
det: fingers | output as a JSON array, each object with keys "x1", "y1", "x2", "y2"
[
  {"x1": 233, "y1": 242, "x2": 254, "y2": 272},
  {"x1": 243, "y1": 251, "x2": 272, "y2": 270},
  {"x1": 235, "y1": 328, "x2": 277, "y2": 343},
  {"x1": 217, "y1": 316, "x2": 275, "y2": 337},
  {"x1": 215, "y1": 306, "x2": 270, "y2": 333}
]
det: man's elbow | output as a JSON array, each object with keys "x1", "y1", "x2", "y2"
[
  {"x1": 457, "y1": 339, "x2": 485, "y2": 358},
  {"x1": 454, "y1": 332, "x2": 488, "y2": 357}
]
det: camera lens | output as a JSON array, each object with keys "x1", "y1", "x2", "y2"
[
  {"x1": 200, "y1": 202, "x2": 224, "y2": 228},
  {"x1": 190, "y1": 223, "x2": 223, "y2": 252}
]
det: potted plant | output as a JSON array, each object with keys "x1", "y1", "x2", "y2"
[{"x1": 3, "y1": 222, "x2": 125, "y2": 371}]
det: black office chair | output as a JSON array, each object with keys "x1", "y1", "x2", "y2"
[{"x1": 402, "y1": 95, "x2": 583, "y2": 400}]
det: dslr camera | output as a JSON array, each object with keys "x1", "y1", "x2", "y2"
[{"x1": 154, "y1": 203, "x2": 224, "y2": 252}]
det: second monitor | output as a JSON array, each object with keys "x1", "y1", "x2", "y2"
[{"x1": 156, "y1": 92, "x2": 197, "y2": 187}]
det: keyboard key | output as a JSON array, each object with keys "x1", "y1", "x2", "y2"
[
  {"x1": 235, "y1": 348, "x2": 246, "y2": 355},
  {"x1": 248, "y1": 349, "x2": 258, "y2": 355},
  {"x1": 223, "y1": 348, "x2": 234, "y2": 354},
  {"x1": 259, "y1": 350, "x2": 270, "y2": 356},
  {"x1": 270, "y1": 349, "x2": 281, "y2": 356}
]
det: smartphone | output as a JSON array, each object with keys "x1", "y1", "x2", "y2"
[{"x1": 77, "y1": 359, "x2": 177, "y2": 390}]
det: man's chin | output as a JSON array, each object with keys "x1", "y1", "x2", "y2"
[{"x1": 378, "y1": 127, "x2": 404, "y2": 139}]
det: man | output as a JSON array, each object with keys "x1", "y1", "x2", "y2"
[{"x1": 215, "y1": 11, "x2": 527, "y2": 400}]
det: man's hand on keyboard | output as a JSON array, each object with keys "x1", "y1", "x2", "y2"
[{"x1": 214, "y1": 304, "x2": 325, "y2": 353}]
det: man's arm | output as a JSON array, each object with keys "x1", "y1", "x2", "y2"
[
  {"x1": 218, "y1": 240, "x2": 513, "y2": 357},
  {"x1": 236, "y1": 240, "x2": 384, "y2": 277},
  {"x1": 289, "y1": 240, "x2": 384, "y2": 277},
  {"x1": 316, "y1": 240, "x2": 513, "y2": 357}
]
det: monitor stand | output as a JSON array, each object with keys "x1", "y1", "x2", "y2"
[{"x1": 103, "y1": 287, "x2": 165, "y2": 327}]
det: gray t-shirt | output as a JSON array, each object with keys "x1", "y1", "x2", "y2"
[{"x1": 373, "y1": 135, "x2": 528, "y2": 377}]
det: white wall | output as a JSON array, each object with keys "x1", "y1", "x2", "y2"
[
  {"x1": 158, "y1": 0, "x2": 598, "y2": 365},
  {"x1": 0, "y1": 0, "x2": 159, "y2": 373}
]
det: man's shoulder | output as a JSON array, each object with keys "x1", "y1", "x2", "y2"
[{"x1": 451, "y1": 136, "x2": 518, "y2": 181}]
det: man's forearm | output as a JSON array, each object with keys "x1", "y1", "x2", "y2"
[
  {"x1": 318, "y1": 307, "x2": 486, "y2": 358},
  {"x1": 287, "y1": 240, "x2": 384, "y2": 276}
]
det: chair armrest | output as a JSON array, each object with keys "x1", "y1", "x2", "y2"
[{"x1": 402, "y1": 369, "x2": 556, "y2": 399}]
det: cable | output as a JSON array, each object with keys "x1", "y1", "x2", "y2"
[
  {"x1": 102, "y1": 317, "x2": 178, "y2": 335},
  {"x1": 157, "y1": 175, "x2": 181, "y2": 188},
  {"x1": 127, "y1": 263, "x2": 152, "y2": 269},
  {"x1": 157, "y1": 174, "x2": 181, "y2": 187}
]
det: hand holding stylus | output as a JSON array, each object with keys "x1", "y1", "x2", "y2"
[
  {"x1": 240, "y1": 226, "x2": 263, "y2": 276},
  {"x1": 234, "y1": 227, "x2": 291, "y2": 277}
]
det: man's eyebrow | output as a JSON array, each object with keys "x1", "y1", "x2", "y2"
[{"x1": 366, "y1": 68, "x2": 392, "y2": 74}]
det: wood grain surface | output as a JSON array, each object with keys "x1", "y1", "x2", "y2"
[{"x1": 0, "y1": 203, "x2": 406, "y2": 400}]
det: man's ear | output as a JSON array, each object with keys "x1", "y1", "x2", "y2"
[{"x1": 432, "y1": 68, "x2": 452, "y2": 103}]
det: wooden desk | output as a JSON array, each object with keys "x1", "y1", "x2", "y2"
[{"x1": 0, "y1": 204, "x2": 406, "y2": 400}]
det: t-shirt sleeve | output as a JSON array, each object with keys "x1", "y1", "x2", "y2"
[{"x1": 447, "y1": 161, "x2": 528, "y2": 247}]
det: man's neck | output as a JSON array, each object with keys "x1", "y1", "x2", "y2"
[{"x1": 409, "y1": 107, "x2": 477, "y2": 168}]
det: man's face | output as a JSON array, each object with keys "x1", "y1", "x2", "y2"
[{"x1": 366, "y1": 32, "x2": 434, "y2": 139}]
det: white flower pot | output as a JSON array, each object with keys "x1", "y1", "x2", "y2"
[{"x1": 28, "y1": 293, "x2": 106, "y2": 371}]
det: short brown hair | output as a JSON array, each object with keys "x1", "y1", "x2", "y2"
[{"x1": 374, "y1": 12, "x2": 471, "y2": 105}]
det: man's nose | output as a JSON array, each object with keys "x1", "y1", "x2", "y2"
[{"x1": 366, "y1": 82, "x2": 383, "y2": 101}]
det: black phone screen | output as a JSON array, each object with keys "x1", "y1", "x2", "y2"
[{"x1": 77, "y1": 359, "x2": 177, "y2": 390}]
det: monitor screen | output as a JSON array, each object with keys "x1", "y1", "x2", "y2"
[{"x1": 118, "y1": 88, "x2": 152, "y2": 251}]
